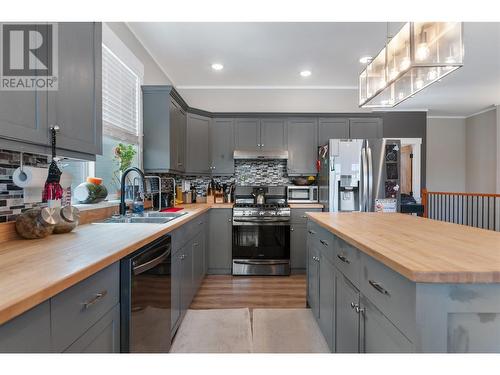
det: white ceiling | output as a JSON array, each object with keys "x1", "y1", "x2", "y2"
[{"x1": 127, "y1": 22, "x2": 500, "y2": 116}]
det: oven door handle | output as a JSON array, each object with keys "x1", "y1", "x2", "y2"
[
  {"x1": 234, "y1": 260, "x2": 291, "y2": 266},
  {"x1": 133, "y1": 249, "x2": 170, "y2": 275},
  {"x1": 232, "y1": 218, "x2": 290, "y2": 224}
]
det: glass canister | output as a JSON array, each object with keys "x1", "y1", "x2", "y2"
[
  {"x1": 53, "y1": 205, "x2": 80, "y2": 234},
  {"x1": 15, "y1": 207, "x2": 58, "y2": 239}
]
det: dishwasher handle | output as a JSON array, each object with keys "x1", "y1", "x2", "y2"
[{"x1": 133, "y1": 249, "x2": 170, "y2": 275}]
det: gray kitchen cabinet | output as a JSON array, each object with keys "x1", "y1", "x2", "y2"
[
  {"x1": 192, "y1": 230, "x2": 206, "y2": 291},
  {"x1": 318, "y1": 254, "x2": 336, "y2": 352},
  {"x1": 287, "y1": 118, "x2": 318, "y2": 175},
  {"x1": 171, "y1": 250, "x2": 182, "y2": 334},
  {"x1": 48, "y1": 22, "x2": 102, "y2": 156},
  {"x1": 143, "y1": 86, "x2": 186, "y2": 173},
  {"x1": 336, "y1": 274, "x2": 361, "y2": 353},
  {"x1": 0, "y1": 301, "x2": 51, "y2": 353},
  {"x1": 186, "y1": 113, "x2": 210, "y2": 174},
  {"x1": 181, "y1": 243, "x2": 193, "y2": 312},
  {"x1": 307, "y1": 246, "x2": 320, "y2": 319},
  {"x1": 260, "y1": 118, "x2": 287, "y2": 151},
  {"x1": 209, "y1": 118, "x2": 235, "y2": 175},
  {"x1": 0, "y1": 22, "x2": 101, "y2": 160},
  {"x1": 349, "y1": 118, "x2": 383, "y2": 139},
  {"x1": 235, "y1": 118, "x2": 260, "y2": 151},
  {"x1": 360, "y1": 295, "x2": 412, "y2": 353},
  {"x1": 64, "y1": 304, "x2": 120, "y2": 353},
  {"x1": 290, "y1": 224, "x2": 307, "y2": 271},
  {"x1": 319, "y1": 118, "x2": 349, "y2": 146},
  {"x1": 208, "y1": 208, "x2": 232, "y2": 274}
]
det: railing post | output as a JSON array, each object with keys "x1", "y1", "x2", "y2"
[{"x1": 421, "y1": 188, "x2": 428, "y2": 218}]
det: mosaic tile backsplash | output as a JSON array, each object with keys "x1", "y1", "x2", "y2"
[{"x1": 0, "y1": 149, "x2": 49, "y2": 223}]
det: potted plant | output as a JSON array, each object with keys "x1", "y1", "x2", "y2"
[{"x1": 112, "y1": 143, "x2": 137, "y2": 197}]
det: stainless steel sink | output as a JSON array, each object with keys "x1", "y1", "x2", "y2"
[{"x1": 100, "y1": 211, "x2": 188, "y2": 224}]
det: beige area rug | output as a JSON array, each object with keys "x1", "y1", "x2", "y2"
[
  {"x1": 170, "y1": 308, "x2": 253, "y2": 353},
  {"x1": 252, "y1": 308, "x2": 330, "y2": 353}
]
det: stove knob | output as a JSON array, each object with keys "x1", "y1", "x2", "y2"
[{"x1": 259, "y1": 211, "x2": 265, "y2": 216}]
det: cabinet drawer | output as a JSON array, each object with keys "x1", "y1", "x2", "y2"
[
  {"x1": 333, "y1": 237, "x2": 361, "y2": 288},
  {"x1": 51, "y1": 263, "x2": 119, "y2": 352},
  {"x1": 360, "y1": 253, "x2": 415, "y2": 341},
  {"x1": 186, "y1": 214, "x2": 206, "y2": 240},
  {"x1": 291, "y1": 208, "x2": 321, "y2": 224},
  {"x1": 307, "y1": 221, "x2": 335, "y2": 264}
]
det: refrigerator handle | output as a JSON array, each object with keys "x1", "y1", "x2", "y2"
[
  {"x1": 367, "y1": 145, "x2": 373, "y2": 212},
  {"x1": 361, "y1": 147, "x2": 368, "y2": 212}
]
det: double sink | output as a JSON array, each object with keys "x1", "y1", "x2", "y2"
[{"x1": 100, "y1": 211, "x2": 188, "y2": 224}]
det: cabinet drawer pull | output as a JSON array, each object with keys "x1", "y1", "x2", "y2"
[
  {"x1": 320, "y1": 239, "x2": 329, "y2": 247},
  {"x1": 193, "y1": 242, "x2": 199, "y2": 246},
  {"x1": 308, "y1": 230, "x2": 316, "y2": 235},
  {"x1": 290, "y1": 227, "x2": 294, "y2": 232},
  {"x1": 337, "y1": 254, "x2": 350, "y2": 264},
  {"x1": 369, "y1": 280, "x2": 390, "y2": 295},
  {"x1": 312, "y1": 256, "x2": 319, "y2": 262},
  {"x1": 350, "y1": 302, "x2": 358, "y2": 310},
  {"x1": 301, "y1": 215, "x2": 308, "y2": 218},
  {"x1": 355, "y1": 306, "x2": 365, "y2": 315},
  {"x1": 83, "y1": 290, "x2": 107, "y2": 310}
]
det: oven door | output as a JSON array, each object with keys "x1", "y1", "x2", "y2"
[{"x1": 232, "y1": 221, "x2": 290, "y2": 275}]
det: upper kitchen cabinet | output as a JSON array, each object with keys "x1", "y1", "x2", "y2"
[
  {"x1": 234, "y1": 118, "x2": 287, "y2": 152},
  {"x1": 318, "y1": 118, "x2": 349, "y2": 145},
  {"x1": 142, "y1": 86, "x2": 187, "y2": 173},
  {"x1": 287, "y1": 118, "x2": 318, "y2": 175},
  {"x1": 0, "y1": 22, "x2": 102, "y2": 160},
  {"x1": 234, "y1": 118, "x2": 260, "y2": 151},
  {"x1": 209, "y1": 118, "x2": 234, "y2": 175},
  {"x1": 348, "y1": 118, "x2": 383, "y2": 139},
  {"x1": 260, "y1": 118, "x2": 287, "y2": 151},
  {"x1": 186, "y1": 113, "x2": 210, "y2": 174},
  {"x1": 48, "y1": 22, "x2": 102, "y2": 156}
]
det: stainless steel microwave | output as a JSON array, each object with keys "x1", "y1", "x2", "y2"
[{"x1": 287, "y1": 186, "x2": 318, "y2": 203}]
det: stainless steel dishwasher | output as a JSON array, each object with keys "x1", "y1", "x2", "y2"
[{"x1": 120, "y1": 234, "x2": 171, "y2": 353}]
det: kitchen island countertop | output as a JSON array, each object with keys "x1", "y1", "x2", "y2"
[{"x1": 306, "y1": 212, "x2": 500, "y2": 283}]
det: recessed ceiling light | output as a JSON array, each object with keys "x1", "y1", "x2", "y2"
[
  {"x1": 211, "y1": 63, "x2": 224, "y2": 71},
  {"x1": 300, "y1": 70, "x2": 312, "y2": 77},
  {"x1": 359, "y1": 56, "x2": 373, "y2": 64}
]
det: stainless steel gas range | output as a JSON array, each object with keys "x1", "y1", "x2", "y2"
[{"x1": 232, "y1": 186, "x2": 291, "y2": 276}]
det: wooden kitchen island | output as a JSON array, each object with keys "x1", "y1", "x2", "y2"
[{"x1": 305, "y1": 212, "x2": 500, "y2": 353}]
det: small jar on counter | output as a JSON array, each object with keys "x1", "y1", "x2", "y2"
[
  {"x1": 15, "y1": 207, "x2": 58, "y2": 239},
  {"x1": 53, "y1": 205, "x2": 80, "y2": 234}
]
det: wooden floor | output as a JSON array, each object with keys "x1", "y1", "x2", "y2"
[{"x1": 190, "y1": 274, "x2": 307, "y2": 310}]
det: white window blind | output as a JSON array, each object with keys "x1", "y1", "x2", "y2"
[{"x1": 102, "y1": 43, "x2": 140, "y2": 143}]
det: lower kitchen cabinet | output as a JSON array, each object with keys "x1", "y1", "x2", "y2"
[
  {"x1": 307, "y1": 246, "x2": 320, "y2": 319},
  {"x1": 336, "y1": 274, "x2": 361, "y2": 353},
  {"x1": 64, "y1": 304, "x2": 120, "y2": 353},
  {"x1": 180, "y1": 244, "x2": 194, "y2": 312},
  {"x1": 0, "y1": 301, "x2": 51, "y2": 353},
  {"x1": 171, "y1": 251, "x2": 182, "y2": 333},
  {"x1": 318, "y1": 254, "x2": 336, "y2": 352},
  {"x1": 290, "y1": 224, "x2": 307, "y2": 271},
  {"x1": 207, "y1": 208, "x2": 232, "y2": 274},
  {"x1": 360, "y1": 295, "x2": 412, "y2": 353}
]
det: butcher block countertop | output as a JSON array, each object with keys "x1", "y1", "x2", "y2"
[
  {"x1": 306, "y1": 212, "x2": 500, "y2": 284},
  {"x1": 0, "y1": 204, "x2": 213, "y2": 326}
]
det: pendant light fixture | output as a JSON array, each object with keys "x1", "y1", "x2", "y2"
[{"x1": 359, "y1": 22, "x2": 464, "y2": 108}]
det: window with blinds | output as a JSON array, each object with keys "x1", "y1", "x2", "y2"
[{"x1": 102, "y1": 43, "x2": 140, "y2": 144}]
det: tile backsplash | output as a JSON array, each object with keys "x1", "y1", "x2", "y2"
[{"x1": 0, "y1": 149, "x2": 49, "y2": 223}]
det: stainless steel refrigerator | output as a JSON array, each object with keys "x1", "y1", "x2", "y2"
[{"x1": 318, "y1": 139, "x2": 401, "y2": 212}]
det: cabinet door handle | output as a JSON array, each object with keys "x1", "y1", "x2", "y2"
[
  {"x1": 308, "y1": 230, "x2": 316, "y2": 235},
  {"x1": 320, "y1": 239, "x2": 329, "y2": 247},
  {"x1": 261, "y1": 144, "x2": 264, "y2": 148},
  {"x1": 368, "y1": 280, "x2": 390, "y2": 295},
  {"x1": 290, "y1": 227, "x2": 294, "y2": 232},
  {"x1": 301, "y1": 215, "x2": 308, "y2": 218},
  {"x1": 83, "y1": 290, "x2": 107, "y2": 310},
  {"x1": 350, "y1": 302, "x2": 358, "y2": 310},
  {"x1": 193, "y1": 242, "x2": 199, "y2": 246},
  {"x1": 355, "y1": 306, "x2": 365, "y2": 315},
  {"x1": 228, "y1": 218, "x2": 232, "y2": 222},
  {"x1": 337, "y1": 254, "x2": 350, "y2": 264}
]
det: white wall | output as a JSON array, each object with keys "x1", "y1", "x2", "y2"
[
  {"x1": 105, "y1": 22, "x2": 172, "y2": 86},
  {"x1": 426, "y1": 117, "x2": 466, "y2": 192},
  {"x1": 465, "y1": 108, "x2": 498, "y2": 193}
]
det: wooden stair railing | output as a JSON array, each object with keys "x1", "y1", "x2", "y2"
[{"x1": 421, "y1": 189, "x2": 500, "y2": 231}]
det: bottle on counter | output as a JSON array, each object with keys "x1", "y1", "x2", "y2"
[{"x1": 132, "y1": 192, "x2": 144, "y2": 214}]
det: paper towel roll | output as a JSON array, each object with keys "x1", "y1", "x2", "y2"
[
  {"x1": 13, "y1": 167, "x2": 73, "y2": 189},
  {"x1": 12, "y1": 167, "x2": 47, "y2": 188}
]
